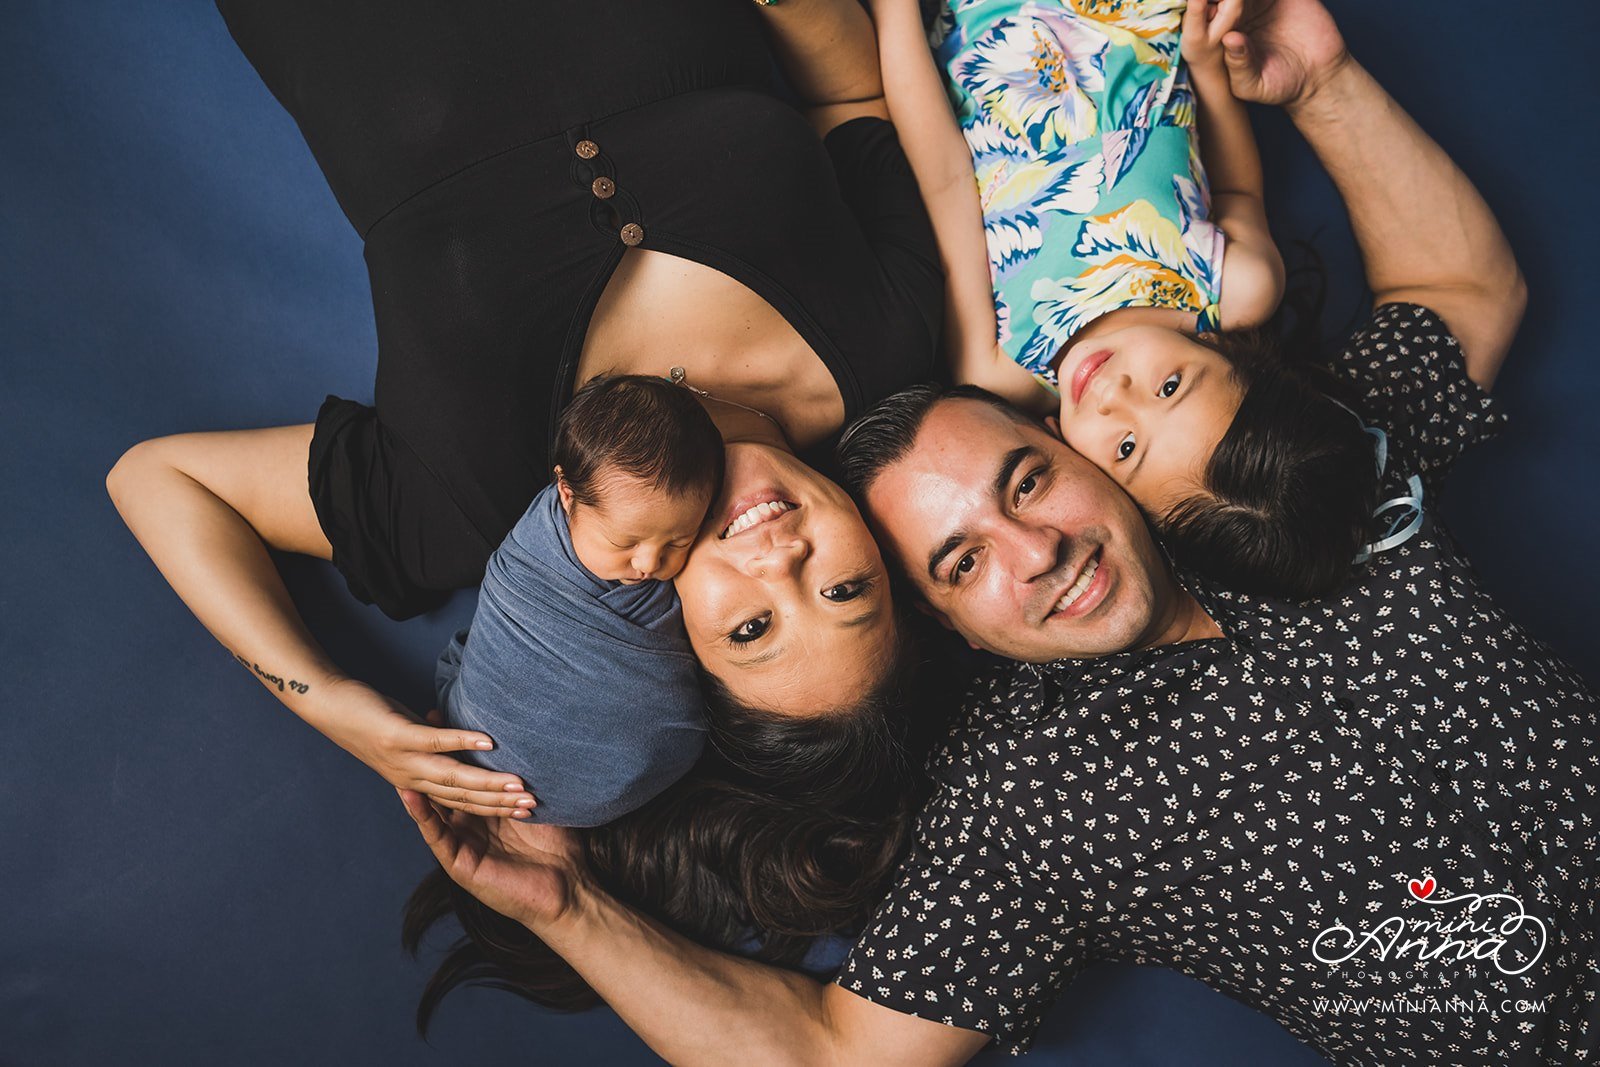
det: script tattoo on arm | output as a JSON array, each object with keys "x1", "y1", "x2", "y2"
[{"x1": 233, "y1": 653, "x2": 311, "y2": 695}]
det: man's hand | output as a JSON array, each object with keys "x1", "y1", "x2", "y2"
[
  {"x1": 322, "y1": 680, "x2": 536, "y2": 816},
  {"x1": 1223, "y1": 0, "x2": 1350, "y2": 109},
  {"x1": 400, "y1": 789, "x2": 581, "y2": 928}
]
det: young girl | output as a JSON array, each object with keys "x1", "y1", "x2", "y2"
[
  {"x1": 873, "y1": 0, "x2": 1379, "y2": 597},
  {"x1": 436, "y1": 374, "x2": 725, "y2": 827}
]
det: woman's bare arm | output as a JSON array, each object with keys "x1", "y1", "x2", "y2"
[
  {"x1": 106, "y1": 426, "x2": 534, "y2": 814},
  {"x1": 754, "y1": 0, "x2": 891, "y2": 133}
]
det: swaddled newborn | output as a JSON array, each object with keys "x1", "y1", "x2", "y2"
[{"x1": 437, "y1": 374, "x2": 724, "y2": 826}]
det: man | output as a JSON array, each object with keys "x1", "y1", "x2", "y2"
[{"x1": 403, "y1": 1, "x2": 1598, "y2": 1063}]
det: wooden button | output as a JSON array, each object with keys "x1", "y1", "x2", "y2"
[
  {"x1": 575, "y1": 139, "x2": 599, "y2": 159},
  {"x1": 619, "y1": 222, "x2": 645, "y2": 247},
  {"x1": 591, "y1": 176, "x2": 616, "y2": 199}
]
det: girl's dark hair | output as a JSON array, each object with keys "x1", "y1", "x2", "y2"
[
  {"x1": 554, "y1": 374, "x2": 724, "y2": 507},
  {"x1": 402, "y1": 622, "x2": 928, "y2": 1033},
  {"x1": 1160, "y1": 325, "x2": 1379, "y2": 600}
]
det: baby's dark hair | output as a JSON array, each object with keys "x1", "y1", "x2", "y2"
[
  {"x1": 554, "y1": 374, "x2": 724, "y2": 507},
  {"x1": 1159, "y1": 327, "x2": 1379, "y2": 600}
]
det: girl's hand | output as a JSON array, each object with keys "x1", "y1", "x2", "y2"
[
  {"x1": 1182, "y1": 0, "x2": 1246, "y2": 79},
  {"x1": 400, "y1": 789, "x2": 580, "y2": 929},
  {"x1": 323, "y1": 680, "x2": 537, "y2": 817}
]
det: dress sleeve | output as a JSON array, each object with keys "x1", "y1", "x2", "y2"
[
  {"x1": 307, "y1": 396, "x2": 496, "y2": 620},
  {"x1": 822, "y1": 116, "x2": 945, "y2": 344},
  {"x1": 1324, "y1": 303, "x2": 1509, "y2": 493},
  {"x1": 834, "y1": 783, "x2": 1084, "y2": 1055}
]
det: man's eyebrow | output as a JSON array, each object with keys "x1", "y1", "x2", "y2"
[{"x1": 927, "y1": 445, "x2": 1034, "y2": 582}]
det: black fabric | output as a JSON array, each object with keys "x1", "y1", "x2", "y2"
[
  {"x1": 220, "y1": 0, "x2": 943, "y2": 619},
  {"x1": 835, "y1": 307, "x2": 1600, "y2": 1063}
]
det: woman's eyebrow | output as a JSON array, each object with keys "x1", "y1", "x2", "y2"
[
  {"x1": 730, "y1": 643, "x2": 787, "y2": 670},
  {"x1": 838, "y1": 604, "x2": 882, "y2": 631}
]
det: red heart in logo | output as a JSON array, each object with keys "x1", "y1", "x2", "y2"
[{"x1": 1408, "y1": 877, "x2": 1436, "y2": 900}]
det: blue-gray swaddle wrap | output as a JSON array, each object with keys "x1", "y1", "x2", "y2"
[{"x1": 436, "y1": 485, "x2": 706, "y2": 826}]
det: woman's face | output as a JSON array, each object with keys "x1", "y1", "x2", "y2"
[
  {"x1": 1054, "y1": 325, "x2": 1244, "y2": 516},
  {"x1": 675, "y1": 442, "x2": 897, "y2": 716}
]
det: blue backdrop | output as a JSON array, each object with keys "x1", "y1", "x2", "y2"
[{"x1": 3, "y1": 2, "x2": 1596, "y2": 1064}]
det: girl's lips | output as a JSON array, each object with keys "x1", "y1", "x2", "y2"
[{"x1": 1069, "y1": 348, "x2": 1114, "y2": 406}]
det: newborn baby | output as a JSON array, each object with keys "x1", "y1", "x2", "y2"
[{"x1": 437, "y1": 374, "x2": 723, "y2": 826}]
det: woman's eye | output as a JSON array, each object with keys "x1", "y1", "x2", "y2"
[
  {"x1": 1159, "y1": 372, "x2": 1182, "y2": 398},
  {"x1": 823, "y1": 579, "x2": 871, "y2": 602},
  {"x1": 1115, "y1": 433, "x2": 1136, "y2": 461},
  {"x1": 729, "y1": 615, "x2": 771, "y2": 644}
]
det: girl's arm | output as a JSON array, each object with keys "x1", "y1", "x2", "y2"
[
  {"x1": 106, "y1": 426, "x2": 535, "y2": 816},
  {"x1": 869, "y1": 0, "x2": 1055, "y2": 411},
  {"x1": 1183, "y1": 0, "x2": 1285, "y2": 329}
]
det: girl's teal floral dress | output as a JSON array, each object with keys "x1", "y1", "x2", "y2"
[{"x1": 933, "y1": 0, "x2": 1225, "y2": 386}]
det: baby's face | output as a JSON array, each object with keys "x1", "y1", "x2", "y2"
[
  {"x1": 1054, "y1": 325, "x2": 1244, "y2": 517},
  {"x1": 562, "y1": 472, "x2": 712, "y2": 583}
]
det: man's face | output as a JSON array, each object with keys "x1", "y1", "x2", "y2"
[{"x1": 864, "y1": 398, "x2": 1172, "y2": 663}]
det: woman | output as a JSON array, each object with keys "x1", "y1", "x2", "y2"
[{"x1": 106, "y1": 0, "x2": 943, "y2": 816}]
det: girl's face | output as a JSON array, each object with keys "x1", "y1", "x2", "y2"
[
  {"x1": 1054, "y1": 326, "x2": 1244, "y2": 517},
  {"x1": 559, "y1": 471, "x2": 711, "y2": 583},
  {"x1": 672, "y1": 442, "x2": 899, "y2": 717}
]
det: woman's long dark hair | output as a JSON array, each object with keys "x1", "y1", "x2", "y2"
[
  {"x1": 402, "y1": 622, "x2": 933, "y2": 1034},
  {"x1": 1158, "y1": 250, "x2": 1381, "y2": 600}
]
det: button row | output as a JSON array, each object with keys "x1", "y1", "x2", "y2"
[{"x1": 574, "y1": 139, "x2": 642, "y2": 246}]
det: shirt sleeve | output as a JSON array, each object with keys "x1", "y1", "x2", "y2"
[
  {"x1": 1324, "y1": 303, "x2": 1508, "y2": 493},
  {"x1": 307, "y1": 396, "x2": 496, "y2": 620},
  {"x1": 822, "y1": 116, "x2": 945, "y2": 346},
  {"x1": 834, "y1": 784, "x2": 1084, "y2": 1055}
]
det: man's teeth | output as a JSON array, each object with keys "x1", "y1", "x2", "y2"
[
  {"x1": 1054, "y1": 557, "x2": 1100, "y2": 613},
  {"x1": 720, "y1": 500, "x2": 797, "y2": 539}
]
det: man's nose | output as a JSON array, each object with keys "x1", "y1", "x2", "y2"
[
  {"x1": 1093, "y1": 371, "x2": 1133, "y2": 415},
  {"x1": 738, "y1": 535, "x2": 809, "y2": 579},
  {"x1": 999, "y1": 518, "x2": 1064, "y2": 582}
]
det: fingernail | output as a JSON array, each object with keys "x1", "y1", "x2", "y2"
[
  {"x1": 503, "y1": 781, "x2": 523, "y2": 791},
  {"x1": 512, "y1": 809, "x2": 530, "y2": 819},
  {"x1": 476, "y1": 740, "x2": 493, "y2": 750},
  {"x1": 516, "y1": 796, "x2": 535, "y2": 808}
]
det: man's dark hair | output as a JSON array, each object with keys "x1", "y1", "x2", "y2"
[
  {"x1": 836, "y1": 382, "x2": 1022, "y2": 501},
  {"x1": 1160, "y1": 327, "x2": 1380, "y2": 600},
  {"x1": 554, "y1": 374, "x2": 724, "y2": 506}
]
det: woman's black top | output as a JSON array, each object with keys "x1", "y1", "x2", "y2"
[{"x1": 218, "y1": 0, "x2": 943, "y2": 618}]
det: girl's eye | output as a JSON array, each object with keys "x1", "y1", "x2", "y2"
[
  {"x1": 823, "y1": 579, "x2": 872, "y2": 602},
  {"x1": 1115, "y1": 433, "x2": 1136, "y2": 461},
  {"x1": 1159, "y1": 372, "x2": 1182, "y2": 398},
  {"x1": 729, "y1": 615, "x2": 771, "y2": 644}
]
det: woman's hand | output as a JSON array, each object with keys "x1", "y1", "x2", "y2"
[
  {"x1": 1221, "y1": 0, "x2": 1350, "y2": 109},
  {"x1": 324, "y1": 681, "x2": 537, "y2": 816},
  {"x1": 400, "y1": 789, "x2": 580, "y2": 928},
  {"x1": 1181, "y1": 0, "x2": 1245, "y2": 81}
]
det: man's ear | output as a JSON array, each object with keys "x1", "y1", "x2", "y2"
[{"x1": 553, "y1": 466, "x2": 575, "y2": 514}]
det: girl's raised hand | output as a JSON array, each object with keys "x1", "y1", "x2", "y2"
[{"x1": 1181, "y1": 0, "x2": 1245, "y2": 77}]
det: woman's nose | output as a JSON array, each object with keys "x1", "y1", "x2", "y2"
[{"x1": 739, "y1": 535, "x2": 809, "y2": 578}]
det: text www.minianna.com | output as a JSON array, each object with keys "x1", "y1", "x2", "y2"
[{"x1": 1312, "y1": 995, "x2": 1547, "y2": 1017}]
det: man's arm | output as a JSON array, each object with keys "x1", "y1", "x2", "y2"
[
  {"x1": 400, "y1": 792, "x2": 991, "y2": 1067},
  {"x1": 1225, "y1": 0, "x2": 1526, "y2": 388}
]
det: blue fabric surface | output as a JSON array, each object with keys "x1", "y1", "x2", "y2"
[
  {"x1": 436, "y1": 485, "x2": 705, "y2": 828},
  {"x1": 2, "y1": 1, "x2": 1595, "y2": 1064}
]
